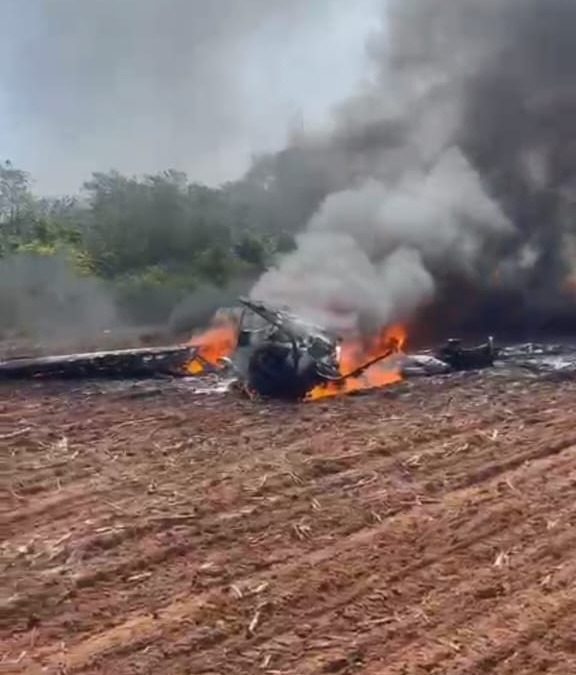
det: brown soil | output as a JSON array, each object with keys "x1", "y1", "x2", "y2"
[{"x1": 2, "y1": 371, "x2": 576, "y2": 674}]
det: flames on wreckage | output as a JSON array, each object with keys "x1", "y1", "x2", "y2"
[{"x1": 188, "y1": 298, "x2": 407, "y2": 401}]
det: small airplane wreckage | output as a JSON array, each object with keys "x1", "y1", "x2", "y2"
[{"x1": 0, "y1": 296, "x2": 498, "y2": 402}]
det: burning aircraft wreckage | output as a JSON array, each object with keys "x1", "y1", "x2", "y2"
[
  {"x1": 0, "y1": 297, "x2": 515, "y2": 401},
  {"x1": 189, "y1": 298, "x2": 410, "y2": 401}
]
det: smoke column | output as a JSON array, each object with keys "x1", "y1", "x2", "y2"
[{"x1": 251, "y1": 0, "x2": 576, "y2": 339}]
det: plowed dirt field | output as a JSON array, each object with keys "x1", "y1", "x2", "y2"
[{"x1": 2, "y1": 372, "x2": 576, "y2": 674}]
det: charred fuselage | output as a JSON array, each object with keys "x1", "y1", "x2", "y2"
[{"x1": 230, "y1": 299, "x2": 343, "y2": 400}]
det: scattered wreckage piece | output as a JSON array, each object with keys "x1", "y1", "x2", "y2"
[
  {"x1": 434, "y1": 337, "x2": 498, "y2": 371},
  {"x1": 497, "y1": 343, "x2": 576, "y2": 378},
  {"x1": 402, "y1": 338, "x2": 498, "y2": 377},
  {"x1": 0, "y1": 345, "x2": 198, "y2": 381},
  {"x1": 401, "y1": 354, "x2": 452, "y2": 377}
]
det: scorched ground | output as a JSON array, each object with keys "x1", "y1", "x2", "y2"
[{"x1": 2, "y1": 371, "x2": 576, "y2": 674}]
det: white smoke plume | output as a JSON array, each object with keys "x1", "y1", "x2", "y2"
[
  {"x1": 251, "y1": 0, "x2": 514, "y2": 333},
  {"x1": 253, "y1": 149, "x2": 511, "y2": 332}
]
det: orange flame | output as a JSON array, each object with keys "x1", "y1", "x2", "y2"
[
  {"x1": 308, "y1": 324, "x2": 407, "y2": 400},
  {"x1": 186, "y1": 322, "x2": 237, "y2": 375}
]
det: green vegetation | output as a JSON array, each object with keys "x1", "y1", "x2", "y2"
[{"x1": 0, "y1": 158, "x2": 304, "y2": 334}]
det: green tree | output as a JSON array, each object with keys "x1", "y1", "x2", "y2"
[{"x1": 0, "y1": 160, "x2": 32, "y2": 225}]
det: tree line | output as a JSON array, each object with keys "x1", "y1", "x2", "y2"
[{"x1": 0, "y1": 152, "x2": 324, "y2": 336}]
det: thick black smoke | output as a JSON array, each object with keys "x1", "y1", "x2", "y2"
[
  {"x1": 252, "y1": 0, "x2": 576, "y2": 341},
  {"x1": 456, "y1": 0, "x2": 576, "y2": 337}
]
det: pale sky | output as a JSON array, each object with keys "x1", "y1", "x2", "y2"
[{"x1": 0, "y1": 0, "x2": 383, "y2": 195}]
